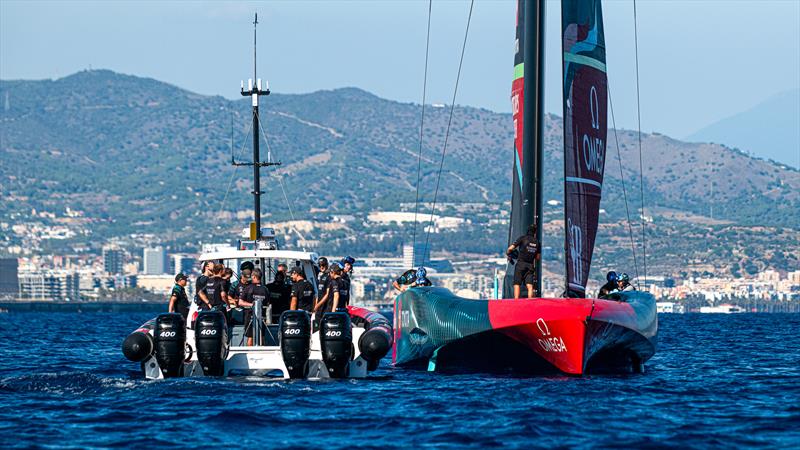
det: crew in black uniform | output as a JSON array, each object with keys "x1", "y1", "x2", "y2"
[
  {"x1": 168, "y1": 272, "x2": 190, "y2": 321},
  {"x1": 506, "y1": 224, "x2": 541, "y2": 299},
  {"x1": 267, "y1": 268, "x2": 291, "y2": 323},
  {"x1": 195, "y1": 261, "x2": 214, "y2": 310},
  {"x1": 393, "y1": 267, "x2": 432, "y2": 291},
  {"x1": 222, "y1": 267, "x2": 234, "y2": 306},
  {"x1": 331, "y1": 265, "x2": 350, "y2": 311},
  {"x1": 204, "y1": 263, "x2": 229, "y2": 310},
  {"x1": 339, "y1": 256, "x2": 355, "y2": 307},
  {"x1": 598, "y1": 271, "x2": 618, "y2": 298},
  {"x1": 240, "y1": 269, "x2": 269, "y2": 346},
  {"x1": 317, "y1": 257, "x2": 330, "y2": 295},
  {"x1": 289, "y1": 267, "x2": 316, "y2": 313},
  {"x1": 313, "y1": 262, "x2": 341, "y2": 330}
]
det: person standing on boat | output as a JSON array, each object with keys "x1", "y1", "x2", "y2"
[
  {"x1": 317, "y1": 257, "x2": 331, "y2": 296},
  {"x1": 240, "y1": 269, "x2": 269, "y2": 346},
  {"x1": 329, "y1": 263, "x2": 350, "y2": 311},
  {"x1": 598, "y1": 271, "x2": 618, "y2": 298},
  {"x1": 204, "y1": 263, "x2": 230, "y2": 310},
  {"x1": 289, "y1": 267, "x2": 315, "y2": 313},
  {"x1": 195, "y1": 261, "x2": 215, "y2": 310},
  {"x1": 506, "y1": 224, "x2": 541, "y2": 299},
  {"x1": 393, "y1": 267, "x2": 432, "y2": 291},
  {"x1": 222, "y1": 267, "x2": 235, "y2": 306},
  {"x1": 340, "y1": 256, "x2": 355, "y2": 305},
  {"x1": 168, "y1": 273, "x2": 190, "y2": 321},
  {"x1": 267, "y1": 266, "x2": 291, "y2": 323}
]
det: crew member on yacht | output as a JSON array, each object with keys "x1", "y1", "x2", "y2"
[
  {"x1": 168, "y1": 273, "x2": 190, "y2": 320},
  {"x1": 230, "y1": 268, "x2": 252, "y2": 303},
  {"x1": 506, "y1": 224, "x2": 541, "y2": 299},
  {"x1": 615, "y1": 273, "x2": 635, "y2": 292},
  {"x1": 240, "y1": 268, "x2": 269, "y2": 346},
  {"x1": 328, "y1": 263, "x2": 347, "y2": 311},
  {"x1": 393, "y1": 267, "x2": 432, "y2": 291},
  {"x1": 598, "y1": 271, "x2": 618, "y2": 298},
  {"x1": 289, "y1": 267, "x2": 315, "y2": 313},
  {"x1": 314, "y1": 262, "x2": 341, "y2": 326},
  {"x1": 195, "y1": 261, "x2": 215, "y2": 310}
]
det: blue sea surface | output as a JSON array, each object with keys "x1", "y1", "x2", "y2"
[{"x1": 0, "y1": 312, "x2": 798, "y2": 449}]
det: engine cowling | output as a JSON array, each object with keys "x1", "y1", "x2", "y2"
[
  {"x1": 280, "y1": 310, "x2": 311, "y2": 379},
  {"x1": 320, "y1": 312, "x2": 353, "y2": 378},
  {"x1": 154, "y1": 313, "x2": 186, "y2": 378},
  {"x1": 195, "y1": 310, "x2": 228, "y2": 376}
]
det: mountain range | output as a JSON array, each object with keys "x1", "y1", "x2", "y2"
[{"x1": 1, "y1": 70, "x2": 798, "y2": 276}]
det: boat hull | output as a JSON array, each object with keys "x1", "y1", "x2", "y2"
[{"x1": 392, "y1": 288, "x2": 657, "y2": 375}]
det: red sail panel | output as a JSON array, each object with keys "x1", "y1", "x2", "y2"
[{"x1": 561, "y1": 0, "x2": 608, "y2": 297}]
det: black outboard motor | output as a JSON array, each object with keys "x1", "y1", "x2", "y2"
[
  {"x1": 122, "y1": 319, "x2": 155, "y2": 362},
  {"x1": 320, "y1": 312, "x2": 353, "y2": 378},
  {"x1": 280, "y1": 311, "x2": 311, "y2": 379},
  {"x1": 195, "y1": 310, "x2": 228, "y2": 376},
  {"x1": 154, "y1": 313, "x2": 186, "y2": 378}
]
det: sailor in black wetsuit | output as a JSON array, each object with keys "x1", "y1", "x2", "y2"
[
  {"x1": 168, "y1": 272, "x2": 190, "y2": 321},
  {"x1": 240, "y1": 269, "x2": 269, "y2": 346},
  {"x1": 393, "y1": 267, "x2": 432, "y2": 291},
  {"x1": 506, "y1": 224, "x2": 541, "y2": 299},
  {"x1": 289, "y1": 267, "x2": 316, "y2": 313},
  {"x1": 598, "y1": 271, "x2": 618, "y2": 298}
]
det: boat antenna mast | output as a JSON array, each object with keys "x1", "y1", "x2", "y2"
[{"x1": 235, "y1": 12, "x2": 281, "y2": 240}]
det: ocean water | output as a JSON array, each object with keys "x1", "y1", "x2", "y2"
[{"x1": 0, "y1": 312, "x2": 798, "y2": 449}]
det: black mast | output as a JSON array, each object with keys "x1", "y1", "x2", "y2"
[
  {"x1": 504, "y1": 0, "x2": 545, "y2": 298},
  {"x1": 525, "y1": 0, "x2": 545, "y2": 297},
  {"x1": 237, "y1": 13, "x2": 279, "y2": 240}
]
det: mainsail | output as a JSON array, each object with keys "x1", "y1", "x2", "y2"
[
  {"x1": 561, "y1": 0, "x2": 608, "y2": 297},
  {"x1": 504, "y1": 0, "x2": 545, "y2": 298}
]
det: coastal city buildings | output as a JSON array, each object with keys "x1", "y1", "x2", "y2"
[{"x1": 142, "y1": 247, "x2": 167, "y2": 275}]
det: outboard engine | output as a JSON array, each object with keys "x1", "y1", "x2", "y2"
[
  {"x1": 154, "y1": 313, "x2": 186, "y2": 378},
  {"x1": 280, "y1": 311, "x2": 311, "y2": 379},
  {"x1": 122, "y1": 319, "x2": 155, "y2": 362},
  {"x1": 195, "y1": 310, "x2": 228, "y2": 376},
  {"x1": 320, "y1": 312, "x2": 353, "y2": 378}
]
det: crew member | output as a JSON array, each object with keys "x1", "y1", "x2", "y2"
[
  {"x1": 267, "y1": 266, "x2": 291, "y2": 323},
  {"x1": 204, "y1": 263, "x2": 229, "y2": 310},
  {"x1": 168, "y1": 272, "x2": 190, "y2": 321},
  {"x1": 317, "y1": 257, "x2": 330, "y2": 295},
  {"x1": 598, "y1": 271, "x2": 618, "y2": 298},
  {"x1": 289, "y1": 267, "x2": 316, "y2": 313},
  {"x1": 506, "y1": 224, "x2": 541, "y2": 299},
  {"x1": 393, "y1": 267, "x2": 432, "y2": 291},
  {"x1": 329, "y1": 263, "x2": 348, "y2": 311},
  {"x1": 314, "y1": 262, "x2": 342, "y2": 328},
  {"x1": 615, "y1": 273, "x2": 635, "y2": 292},
  {"x1": 340, "y1": 256, "x2": 355, "y2": 305},
  {"x1": 239, "y1": 269, "x2": 269, "y2": 346},
  {"x1": 195, "y1": 261, "x2": 215, "y2": 310},
  {"x1": 222, "y1": 267, "x2": 235, "y2": 306}
]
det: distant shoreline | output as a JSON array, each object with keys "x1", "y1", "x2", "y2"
[{"x1": 0, "y1": 301, "x2": 165, "y2": 313}]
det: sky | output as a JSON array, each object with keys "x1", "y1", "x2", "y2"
[{"x1": 1, "y1": 0, "x2": 799, "y2": 138}]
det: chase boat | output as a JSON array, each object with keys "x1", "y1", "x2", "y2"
[{"x1": 121, "y1": 16, "x2": 393, "y2": 380}]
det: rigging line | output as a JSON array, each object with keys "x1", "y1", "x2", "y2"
[
  {"x1": 220, "y1": 111, "x2": 254, "y2": 211},
  {"x1": 608, "y1": 85, "x2": 641, "y2": 287},
  {"x1": 256, "y1": 112, "x2": 309, "y2": 248},
  {"x1": 633, "y1": 0, "x2": 648, "y2": 289},
  {"x1": 422, "y1": 0, "x2": 474, "y2": 265},
  {"x1": 411, "y1": 0, "x2": 433, "y2": 255}
]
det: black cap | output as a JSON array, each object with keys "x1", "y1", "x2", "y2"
[
  {"x1": 289, "y1": 267, "x2": 305, "y2": 277},
  {"x1": 175, "y1": 273, "x2": 188, "y2": 282}
]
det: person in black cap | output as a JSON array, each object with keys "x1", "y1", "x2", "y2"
[
  {"x1": 240, "y1": 269, "x2": 270, "y2": 346},
  {"x1": 195, "y1": 261, "x2": 214, "y2": 310},
  {"x1": 289, "y1": 267, "x2": 315, "y2": 313},
  {"x1": 506, "y1": 224, "x2": 541, "y2": 299},
  {"x1": 317, "y1": 257, "x2": 330, "y2": 296},
  {"x1": 168, "y1": 273, "x2": 190, "y2": 321}
]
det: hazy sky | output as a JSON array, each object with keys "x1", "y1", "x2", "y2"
[{"x1": 1, "y1": 0, "x2": 798, "y2": 138}]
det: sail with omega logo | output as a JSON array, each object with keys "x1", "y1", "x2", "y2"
[{"x1": 561, "y1": 0, "x2": 608, "y2": 297}]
